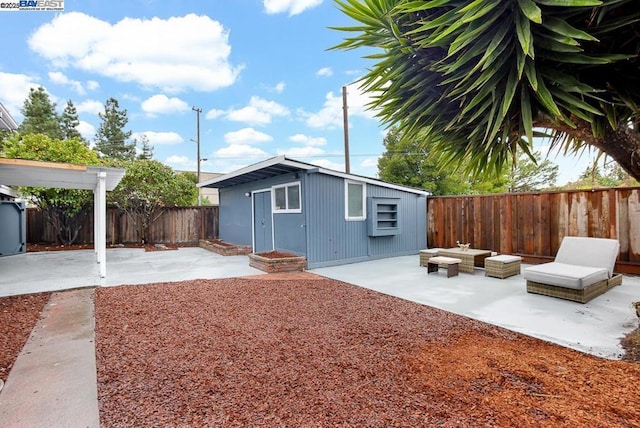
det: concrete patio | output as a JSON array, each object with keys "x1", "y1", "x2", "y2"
[
  {"x1": 0, "y1": 247, "x2": 264, "y2": 295},
  {"x1": 310, "y1": 255, "x2": 640, "y2": 360},
  {"x1": 1, "y1": 247, "x2": 638, "y2": 359}
]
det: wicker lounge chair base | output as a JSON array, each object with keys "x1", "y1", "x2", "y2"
[{"x1": 526, "y1": 274, "x2": 623, "y2": 304}]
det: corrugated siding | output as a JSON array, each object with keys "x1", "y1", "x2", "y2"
[
  {"x1": 219, "y1": 172, "x2": 307, "y2": 252},
  {"x1": 305, "y1": 173, "x2": 427, "y2": 268},
  {"x1": 219, "y1": 186, "x2": 253, "y2": 245}
]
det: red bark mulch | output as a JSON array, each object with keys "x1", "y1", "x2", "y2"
[
  {"x1": 27, "y1": 243, "x2": 180, "y2": 252},
  {"x1": 94, "y1": 278, "x2": 640, "y2": 427},
  {"x1": 255, "y1": 250, "x2": 299, "y2": 258},
  {"x1": 0, "y1": 292, "x2": 51, "y2": 383}
]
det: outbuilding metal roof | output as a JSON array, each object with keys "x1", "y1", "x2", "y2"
[{"x1": 198, "y1": 155, "x2": 430, "y2": 196}]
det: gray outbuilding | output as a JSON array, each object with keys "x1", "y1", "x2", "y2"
[{"x1": 199, "y1": 156, "x2": 428, "y2": 269}]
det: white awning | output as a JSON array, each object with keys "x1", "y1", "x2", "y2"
[{"x1": 0, "y1": 158, "x2": 125, "y2": 278}]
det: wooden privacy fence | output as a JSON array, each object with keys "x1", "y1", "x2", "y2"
[
  {"x1": 427, "y1": 187, "x2": 640, "y2": 274},
  {"x1": 27, "y1": 206, "x2": 219, "y2": 245}
]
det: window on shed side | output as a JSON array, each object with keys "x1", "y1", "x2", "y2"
[
  {"x1": 273, "y1": 182, "x2": 301, "y2": 213},
  {"x1": 345, "y1": 180, "x2": 366, "y2": 220}
]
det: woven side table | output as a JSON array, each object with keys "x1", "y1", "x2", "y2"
[
  {"x1": 419, "y1": 248, "x2": 442, "y2": 266},
  {"x1": 485, "y1": 255, "x2": 522, "y2": 279}
]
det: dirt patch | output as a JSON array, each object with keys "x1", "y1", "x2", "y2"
[
  {"x1": 255, "y1": 250, "x2": 298, "y2": 259},
  {"x1": 94, "y1": 278, "x2": 640, "y2": 427},
  {"x1": 0, "y1": 293, "x2": 51, "y2": 383},
  {"x1": 27, "y1": 243, "x2": 95, "y2": 252},
  {"x1": 27, "y1": 243, "x2": 180, "y2": 252},
  {"x1": 622, "y1": 326, "x2": 640, "y2": 362},
  {"x1": 142, "y1": 243, "x2": 179, "y2": 252}
]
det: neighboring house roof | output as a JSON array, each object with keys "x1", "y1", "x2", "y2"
[
  {"x1": 0, "y1": 103, "x2": 19, "y2": 131},
  {"x1": 198, "y1": 155, "x2": 430, "y2": 196}
]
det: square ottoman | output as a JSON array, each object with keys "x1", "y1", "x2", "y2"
[
  {"x1": 485, "y1": 254, "x2": 522, "y2": 279},
  {"x1": 419, "y1": 248, "x2": 442, "y2": 266}
]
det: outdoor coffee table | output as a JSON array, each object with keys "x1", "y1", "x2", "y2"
[{"x1": 437, "y1": 248, "x2": 492, "y2": 273}]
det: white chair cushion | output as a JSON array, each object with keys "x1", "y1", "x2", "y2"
[
  {"x1": 554, "y1": 237, "x2": 619, "y2": 277},
  {"x1": 420, "y1": 248, "x2": 442, "y2": 254},
  {"x1": 523, "y1": 262, "x2": 609, "y2": 290},
  {"x1": 486, "y1": 255, "x2": 521, "y2": 263}
]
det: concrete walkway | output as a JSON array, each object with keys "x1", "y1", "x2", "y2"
[{"x1": 0, "y1": 288, "x2": 99, "y2": 427}]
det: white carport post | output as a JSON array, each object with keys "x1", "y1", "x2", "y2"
[{"x1": 95, "y1": 171, "x2": 107, "y2": 277}]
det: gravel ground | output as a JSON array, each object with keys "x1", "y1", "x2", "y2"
[
  {"x1": 0, "y1": 292, "x2": 51, "y2": 384},
  {"x1": 94, "y1": 277, "x2": 640, "y2": 427}
]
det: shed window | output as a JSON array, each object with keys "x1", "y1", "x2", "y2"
[
  {"x1": 345, "y1": 180, "x2": 366, "y2": 220},
  {"x1": 273, "y1": 182, "x2": 301, "y2": 213}
]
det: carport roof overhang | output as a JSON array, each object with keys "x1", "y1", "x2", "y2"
[
  {"x1": 0, "y1": 158, "x2": 124, "y2": 190},
  {"x1": 0, "y1": 158, "x2": 126, "y2": 278}
]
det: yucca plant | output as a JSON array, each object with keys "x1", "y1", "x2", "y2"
[{"x1": 332, "y1": 0, "x2": 640, "y2": 180}]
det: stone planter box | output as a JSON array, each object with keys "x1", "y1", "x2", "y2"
[
  {"x1": 199, "y1": 239, "x2": 252, "y2": 256},
  {"x1": 248, "y1": 252, "x2": 307, "y2": 273}
]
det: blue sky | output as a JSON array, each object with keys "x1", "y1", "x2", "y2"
[{"x1": 0, "y1": 0, "x2": 595, "y2": 184}]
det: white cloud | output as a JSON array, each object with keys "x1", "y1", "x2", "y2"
[
  {"x1": 48, "y1": 71, "x2": 85, "y2": 95},
  {"x1": 360, "y1": 157, "x2": 380, "y2": 169},
  {"x1": 263, "y1": 0, "x2": 323, "y2": 16},
  {"x1": 316, "y1": 67, "x2": 333, "y2": 77},
  {"x1": 310, "y1": 158, "x2": 345, "y2": 172},
  {"x1": 300, "y1": 82, "x2": 376, "y2": 129},
  {"x1": 77, "y1": 120, "x2": 96, "y2": 140},
  {"x1": 276, "y1": 146, "x2": 324, "y2": 157},
  {"x1": 289, "y1": 133, "x2": 326, "y2": 146},
  {"x1": 86, "y1": 80, "x2": 100, "y2": 91},
  {"x1": 164, "y1": 155, "x2": 195, "y2": 170},
  {"x1": 205, "y1": 108, "x2": 225, "y2": 120},
  {"x1": 224, "y1": 127, "x2": 273, "y2": 145},
  {"x1": 226, "y1": 96, "x2": 290, "y2": 126},
  {"x1": 76, "y1": 99, "x2": 104, "y2": 115},
  {"x1": 271, "y1": 81, "x2": 286, "y2": 93},
  {"x1": 0, "y1": 72, "x2": 41, "y2": 119},
  {"x1": 214, "y1": 144, "x2": 269, "y2": 158},
  {"x1": 29, "y1": 12, "x2": 244, "y2": 93},
  {"x1": 132, "y1": 131, "x2": 184, "y2": 145},
  {"x1": 166, "y1": 155, "x2": 190, "y2": 164},
  {"x1": 121, "y1": 93, "x2": 141, "y2": 102},
  {"x1": 141, "y1": 94, "x2": 189, "y2": 116}
]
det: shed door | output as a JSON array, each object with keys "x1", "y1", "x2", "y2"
[
  {"x1": 0, "y1": 201, "x2": 26, "y2": 256},
  {"x1": 253, "y1": 191, "x2": 273, "y2": 253}
]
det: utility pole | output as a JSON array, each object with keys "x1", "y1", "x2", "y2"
[
  {"x1": 192, "y1": 106, "x2": 203, "y2": 206},
  {"x1": 342, "y1": 85, "x2": 351, "y2": 174}
]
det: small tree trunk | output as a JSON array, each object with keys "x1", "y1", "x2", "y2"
[
  {"x1": 536, "y1": 117, "x2": 640, "y2": 181},
  {"x1": 594, "y1": 126, "x2": 640, "y2": 181}
]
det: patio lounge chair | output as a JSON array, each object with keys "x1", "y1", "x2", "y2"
[{"x1": 523, "y1": 236, "x2": 623, "y2": 303}]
